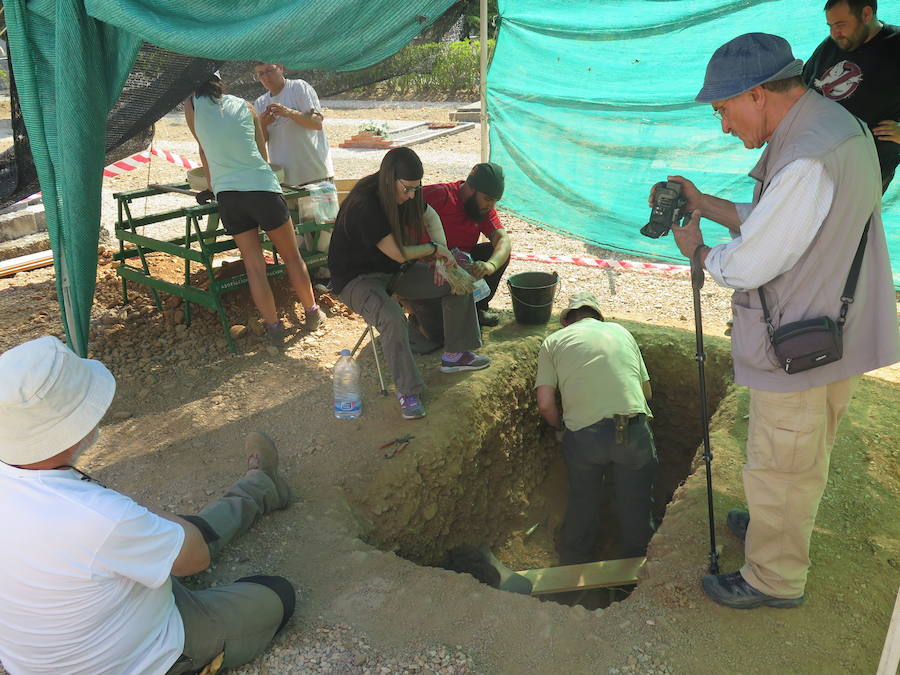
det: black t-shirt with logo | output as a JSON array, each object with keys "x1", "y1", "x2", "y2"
[{"x1": 804, "y1": 23, "x2": 900, "y2": 187}]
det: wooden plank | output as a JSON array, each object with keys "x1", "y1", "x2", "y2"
[
  {"x1": 515, "y1": 557, "x2": 646, "y2": 595},
  {"x1": 115, "y1": 230, "x2": 206, "y2": 263},
  {"x1": 126, "y1": 208, "x2": 200, "y2": 229},
  {"x1": 334, "y1": 178, "x2": 360, "y2": 192},
  {"x1": 212, "y1": 263, "x2": 289, "y2": 292},
  {"x1": 116, "y1": 265, "x2": 218, "y2": 309},
  {"x1": 877, "y1": 585, "x2": 900, "y2": 675},
  {"x1": 0, "y1": 249, "x2": 53, "y2": 277}
]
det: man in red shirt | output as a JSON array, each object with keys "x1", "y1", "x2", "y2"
[{"x1": 407, "y1": 163, "x2": 512, "y2": 351}]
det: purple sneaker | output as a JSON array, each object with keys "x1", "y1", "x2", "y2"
[
  {"x1": 398, "y1": 393, "x2": 426, "y2": 419},
  {"x1": 440, "y1": 351, "x2": 491, "y2": 373}
]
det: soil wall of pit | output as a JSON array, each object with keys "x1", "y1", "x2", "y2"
[{"x1": 343, "y1": 320, "x2": 734, "y2": 565}]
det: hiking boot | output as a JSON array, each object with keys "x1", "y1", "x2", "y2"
[
  {"x1": 440, "y1": 351, "x2": 491, "y2": 373},
  {"x1": 701, "y1": 571, "x2": 804, "y2": 609},
  {"x1": 727, "y1": 508, "x2": 749, "y2": 542},
  {"x1": 477, "y1": 308, "x2": 500, "y2": 327},
  {"x1": 397, "y1": 393, "x2": 426, "y2": 419},
  {"x1": 265, "y1": 321, "x2": 287, "y2": 348},
  {"x1": 245, "y1": 431, "x2": 292, "y2": 509},
  {"x1": 305, "y1": 307, "x2": 327, "y2": 331}
]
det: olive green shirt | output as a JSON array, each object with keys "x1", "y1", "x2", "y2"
[{"x1": 535, "y1": 319, "x2": 651, "y2": 431}]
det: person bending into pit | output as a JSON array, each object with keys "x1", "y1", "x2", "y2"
[
  {"x1": 327, "y1": 147, "x2": 490, "y2": 420},
  {"x1": 0, "y1": 336, "x2": 296, "y2": 674},
  {"x1": 534, "y1": 292, "x2": 656, "y2": 566},
  {"x1": 664, "y1": 33, "x2": 898, "y2": 609},
  {"x1": 184, "y1": 71, "x2": 325, "y2": 347},
  {"x1": 405, "y1": 163, "x2": 511, "y2": 352}
]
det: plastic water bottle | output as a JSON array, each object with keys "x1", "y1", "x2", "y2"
[
  {"x1": 333, "y1": 349, "x2": 361, "y2": 419},
  {"x1": 472, "y1": 278, "x2": 490, "y2": 303}
]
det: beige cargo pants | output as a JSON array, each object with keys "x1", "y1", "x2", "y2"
[{"x1": 740, "y1": 376, "x2": 857, "y2": 598}]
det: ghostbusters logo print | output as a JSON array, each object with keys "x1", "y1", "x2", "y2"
[{"x1": 813, "y1": 60, "x2": 863, "y2": 101}]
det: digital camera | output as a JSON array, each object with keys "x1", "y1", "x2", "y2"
[{"x1": 641, "y1": 181, "x2": 687, "y2": 239}]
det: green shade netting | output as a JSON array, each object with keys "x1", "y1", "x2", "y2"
[
  {"x1": 489, "y1": 0, "x2": 899, "y2": 287},
  {"x1": 4, "y1": 0, "x2": 455, "y2": 355}
]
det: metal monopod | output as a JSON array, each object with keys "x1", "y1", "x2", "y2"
[{"x1": 690, "y1": 250, "x2": 720, "y2": 575}]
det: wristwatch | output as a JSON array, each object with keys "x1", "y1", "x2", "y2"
[{"x1": 429, "y1": 240, "x2": 439, "y2": 255}]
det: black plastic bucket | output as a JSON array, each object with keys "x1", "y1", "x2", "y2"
[{"x1": 506, "y1": 271, "x2": 559, "y2": 325}]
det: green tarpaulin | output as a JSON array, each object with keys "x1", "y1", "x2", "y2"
[{"x1": 489, "y1": 0, "x2": 899, "y2": 286}]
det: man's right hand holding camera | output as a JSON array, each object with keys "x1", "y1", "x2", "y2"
[{"x1": 649, "y1": 175, "x2": 742, "y2": 234}]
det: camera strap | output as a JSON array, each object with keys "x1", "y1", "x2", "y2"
[{"x1": 758, "y1": 216, "x2": 871, "y2": 336}]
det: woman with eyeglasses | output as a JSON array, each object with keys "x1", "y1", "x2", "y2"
[
  {"x1": 328, "y1": 147, "x2": 490, "y2": 420},
  {"x1": 185, "y1": 72, "x2": 325, "y2": 347}
]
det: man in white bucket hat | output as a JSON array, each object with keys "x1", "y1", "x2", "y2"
[
  {"x1": 534, "y1": 292, "x2": 656, "y2": 566},
  {"x1": 0, "y1": 336, "x2": 297, "y2": 674}
]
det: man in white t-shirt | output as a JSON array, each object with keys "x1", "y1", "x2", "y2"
[
  {"x1": 0, "y1": 336, "x2": 296, "y2": 675},
  {"x1": 253, "y1": 62, "x2": 334, "y2": 187}
]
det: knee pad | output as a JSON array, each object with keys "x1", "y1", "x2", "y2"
[
  {"x1": 235, "y1": 575, "x2": 296, "y2": 632},
  {"x1": 179, "y1": 515, "x2": 220, "y2": 545}
]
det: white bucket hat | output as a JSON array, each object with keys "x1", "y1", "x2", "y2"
[{"x1": 0, "y1": 336, "x2": 115, "y2": 465}]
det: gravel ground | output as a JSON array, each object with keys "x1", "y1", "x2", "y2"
[{"x1": 234, "y1": 622, "x2": 477, "y2": 675}]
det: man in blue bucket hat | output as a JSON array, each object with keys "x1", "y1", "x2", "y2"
[
  {"x1": 656, "y1": 33, "x2": 898, "y2": 609},
  {"x1": 534, "y1": 292, "x2": 656, "y2": 565}
]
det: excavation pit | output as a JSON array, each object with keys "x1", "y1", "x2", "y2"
[{"x1": 344, "y1": 320, "x2": 734, "y2": 609}]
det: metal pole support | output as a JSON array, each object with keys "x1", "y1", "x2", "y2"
[{"x1": 691, "y1": 254, "x2": 720, "y2": 575}]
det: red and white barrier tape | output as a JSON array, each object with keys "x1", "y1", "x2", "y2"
[
  {"x1": 12, "y1": 148, "x2": 201, "y2": 206},
  {"x1": 510, "y1": 252, "x2": 690, "y2": 275},
  {"x1": 102, "y1": 147, "x2": 200, "y2": 177}
]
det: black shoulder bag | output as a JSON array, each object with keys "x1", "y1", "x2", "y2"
[{"x1": 759, "y1": 218, "x2": 870, "y2": 374}]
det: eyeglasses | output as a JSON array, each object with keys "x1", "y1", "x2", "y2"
[
  {"x1": 399, "y1": 183, "x2": 421, "y2": 195},
  {"x1": 712, "y1": 95, "x2": 740, "y2": 122}
]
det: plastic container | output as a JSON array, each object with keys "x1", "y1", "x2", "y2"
[
  {"x1": 298, "y1": 180, "x2": 339, "y2": 224},
  {"x1": 472, "y1": 278, "x2": 490, "y2": 303},
  {"x1": 506, "y1": 271, "x2": 559, "y2": 325},
  {"x1": 450, "y1": 248, "x2": 490, "y2": 302},
  {"x1": 333, "y1": 349, "x2": 362, "y2": 419}
]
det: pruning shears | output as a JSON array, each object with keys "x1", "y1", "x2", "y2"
[{"x1": 379, "y1": 434, "x2": 414, "y2": 459}]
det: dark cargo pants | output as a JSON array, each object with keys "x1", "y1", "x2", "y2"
[
  {"x1": 340, "y1": 263, "x2": 481, "y2": 396},
  {"x1": 560, "y1": 415, "x2": 658, "y2": 565},
  {"x1": 166, "y1": 469, "x2": 295, "y2": 674}
]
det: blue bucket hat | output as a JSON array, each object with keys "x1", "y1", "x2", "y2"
[{"x1": 696, "y1": 33, "x2": 804, "y2": 103}]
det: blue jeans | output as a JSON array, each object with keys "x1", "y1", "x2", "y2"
[{"x1": 560, "y1": 415, "x2": 657, "y2": 564}]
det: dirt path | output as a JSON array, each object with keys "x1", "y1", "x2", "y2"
[{"x1": 1, "y1": 103, "x2": 898, "y2": 674}]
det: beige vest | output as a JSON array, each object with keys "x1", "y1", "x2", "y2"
[{"x1": 730, "y1": 90, "x2": 899, "y2": 392}]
